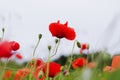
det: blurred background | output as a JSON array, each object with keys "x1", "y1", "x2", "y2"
[{"x1": 0, "y1": 0, "x2": 120, "y2": 62}]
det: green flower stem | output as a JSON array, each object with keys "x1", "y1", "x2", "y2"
[
  {"x1": 25, "y1": 34, "x2": 42, "y2": 68},
  {"x1": 46, "y1": 39, "x2": 60, "y2": 80},
  {"x1": 21, "y1": 34, "x2": 42, "y2": 80},
  {"x1": 91, "y1": 52, "x2": 94, "y2": 62},
  {"x1": 58, "y1": 72, "x2": 62, "y2": 80},
  {"x1": 86, "y1": 49, "x2": 89, "y2": 67},
  {"x1": 45, "y1": 53, "x2": 51, "y2": 80},
  {"x1": 50, "y1": 39, "x2": 60, "y2": 58},
  {"x1": 67, "y1": 40, "x2": 76, "y2": 71},
  {"x1": 32, "y1": 38, "x2": 41, "y2": 57}
]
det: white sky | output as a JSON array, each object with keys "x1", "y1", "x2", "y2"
[{"x1": 0, "y1": 0, "x2": 120, "y2": 61}]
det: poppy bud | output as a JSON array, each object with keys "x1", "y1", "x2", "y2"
[
  {"x1": 2, "y1": 27, "x2": 5, "y2": 33},
  {"x1": 55, "y1": 39, "x2": 59, "y2": 44},
  {"x1": 38, "y1": 34, "x2": 42, "y2": 40},
  {"x1": 48, "y1": 45, "x2": 52, "y2": 51},
  {"x1": 77, "y1": 41, "x2": 81, "y2": 48}
]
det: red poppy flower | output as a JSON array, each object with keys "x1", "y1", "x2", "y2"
[
  {"x1": 49, "y1": 20, "x2": 76, "y2": 40},
  {"x1": 72, "y1": 58, "x2": 87, "y2": 69},
  {"x1": 81, "y1": 44, "x2": 87, "y2": 50},
  {"x1": 36, "y1": 58, "x2": 44, "y2": 68},
  {"x1": 29, "y1": 58, "x2": 44, "y2": 68},
  {"x1": 0, "y1": 41, "x2": 12, "y2": 58},
  {"x1": 44, "y1": 62, "x2": 61, "y2": 77},
  {"x1": 14, "y1": 68, "x2": 30, "y2": 80},
  {"x1": 80, "y1": 43, "x2": 89, "y2": 54},
  {"x1": 111, "y1": 55, "x2": 120, "y2": 69},
  {"x1": 0, "y1": 41, "x2": 20, "y2": 58},
  {"x1": 15, "y1": 54, "x2": 22, "y2": 59},
  {"x1": 103, "y1": 55, "x2": 120, "y2": 72},
  {"x1": 3, "y1": 70, "x2": 12, "y2": 79}
]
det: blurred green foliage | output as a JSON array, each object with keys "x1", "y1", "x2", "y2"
[{"x1": 1, "y1": 51, "x2": 120, "y2": 80}]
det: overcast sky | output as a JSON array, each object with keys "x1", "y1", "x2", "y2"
[{"x1": 0, "y1": 0, "x2": 120, "y2": 61}]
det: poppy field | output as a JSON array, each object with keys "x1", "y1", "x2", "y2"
[{"x1": 0, "y1": 20, "x2": 120, "y2": 80}]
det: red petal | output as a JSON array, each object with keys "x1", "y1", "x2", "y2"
[{"x1": 65, "y1": 27, "x2": 76, "y2": 40}]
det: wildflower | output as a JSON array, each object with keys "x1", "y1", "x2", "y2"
[
  {"x1": 36, "y1": 58, "x2": 44, "y2": 68},
  {"x1": 30, "y1": 58, "x2": 44, "y2": 68},
  {"x1": 0, "y1": 41, "x2": 20, "y2": 58},
  {"x1": 3, "y1": 70, "x2": 12, "y2": 79},
  {"x1": 80, "y1": 43, "x2": 89, "y2": 54},
  {"x1": 44, "y1": 62, "x2": 61, "y2": 77},
  {"x1": 103, "y1": 55, "x2": 120, "y2": 72},
  {"x1": 72, "y1": 58, "x2": 87, "y2": 69},
  {"x1": 14, "y1": 68, "x2": 30, "y2": 80},
  {"x1": 0, "y1": 41, "x2": 12, "y2": 58},
  {"x1": 49, "y1": 20, "x2": 76, "y2": 40},
  {"x1": 111, "y1": 55, "x2": 120, "y2": 69}
]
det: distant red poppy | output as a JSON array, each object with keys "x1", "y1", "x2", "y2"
[
  {"x1": 44, "y1": 62, "x2": 61, "y2": 77},
  {"x1": 3, "y1": 70, "x2": 12, "y2": 79},
  {"x1": 29, "y1": 58, "x2": 44, "y2": 68},
  {"x1": 72, "y1": 58, "x2": 87, "y2": 69},
  {"x1": 81, "y1": 44, "x2": 87, "y2": 50},
  {"x1": 80, "y1": 43, "x2": 89, "y2": 54},
  {"x1": 49, "y1": 20, "x2": 76, "y2": 40},
  {"x1": 36, "y1": 58, "x2": 44, "y2": 68},
  {"x1": 103, "y1": 55, "x2": 120, "y2": 72},
  {"x1": 14, "y1": 68, "x2": 30, "y2": 80},
  {"x1": 111, "y1": 55, "x2": 120, "y2": 69}
]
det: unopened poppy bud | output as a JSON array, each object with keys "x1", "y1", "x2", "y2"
[
  {"x1": 77, "y1": 41, "x2": 81, "y2": 48},
  {"x1": 2, "y1": 27, "x2": 5, "y2": 33},
  {"x1": 38, "y1": 34, "x2": 42, "y2": 40},
  {"x1": 55, "y1": 39, "x2": 59, "y2": 44},
  {"x1": 48, "y1": 45, "x2": 52, "y2": 51}
]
